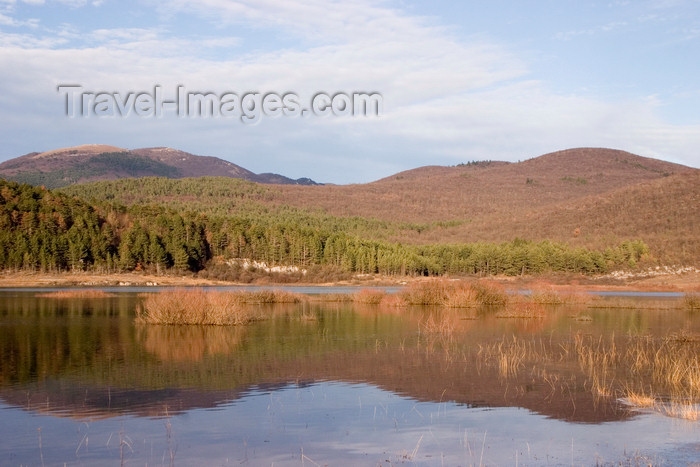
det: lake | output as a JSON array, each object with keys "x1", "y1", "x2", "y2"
[{"x1": 0, "y1": 289, "x2": 698, "y2": 465}]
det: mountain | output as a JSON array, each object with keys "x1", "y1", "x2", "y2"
[
  {"x1": 0, "y1": 144, "x2": 318, "y2": 188},
  {"x1": 58, "y1": 147, "x2": 699, "y2": 263},
  {"x1": 266, "y1": 147, "x2": 693, "y2": 223}
]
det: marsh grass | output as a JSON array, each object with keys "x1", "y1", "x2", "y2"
[
  {"x1": 684, "y1": 293, "x2": 700, "y2": 310},
  {"x1": 575, "y1": 333, "x2": 700, "y2": 420},
  {"x1": 495, "y1": 303, "x2": 545, "y2": 319},
  {"x1": 379, "y1": 293, "x2": 408, "y2": 308},
  {"x1": 137, "y1": 289, "x2": 256, "y2": 325},
  {"x1": 310, "y1": 293, "x2": 353, "y2": 303},
  {"x1": 471, "y1": 332, "x2": 698, "y2": 420},
  {"x1": 36, "y1": 289, "x2": 114, "y2": 298},
  {"x1": 388, "y1": 279, "x2": 509, "y2": 308},
  {"x1": 527, "y1": 285, "x2": 591, "y2": 305},
  {"x1": 353, "y1": 288, "x2": 386, "y2": 304},
  {"x1": 233, "y1": 289, "x2": 305, "y2": 304},
  {"x1": 588, "y1": 297, "x2": 683, "y2": 310}
]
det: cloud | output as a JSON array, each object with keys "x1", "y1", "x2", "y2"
[{"x1": 0, "y1": 0, "x2": 698, "y2": 182}]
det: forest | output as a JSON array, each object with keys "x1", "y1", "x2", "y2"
[{"x1": 0, "y1": 178, "x2": 649, "y2": 278}]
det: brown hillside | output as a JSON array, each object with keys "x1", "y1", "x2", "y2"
[
  {"x1": 404, "y1": 171, "x2": 700, "y2": 263},
  {"x1": 131, "y1": 147, "x2": 257, "y2": 179},
  {"x1": 266, "y1": 148, "x2": 693, "y2": 223},
  {"x1": 0, "y1": 145, "x2": 318, "y2": 186}
]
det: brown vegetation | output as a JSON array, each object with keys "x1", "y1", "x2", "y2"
[
  {"x1": 36, "y1": 289, "x2": 115, "y2": 298},
  {"x1": 56, "y1": 147, "x2": 699, "y2": 265},
  {"x1": 385, "y1": 279, "x2": 510, "y2": 307}
]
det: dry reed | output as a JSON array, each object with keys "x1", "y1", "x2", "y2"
[
  {"x1": 495, "y1": 303, "x2": 545, "y2": 319},
  {"x1": 36, "y1": 289, "x2": 114, "y2": 298},
  {"x1": 389, "y1": 279, "x2": 509, "y2": 307},
  {"x1": 684, "y1": 293, "x2": 700, "y2": 310},
  {"x1": 353, "y1": 288, "x2": 387, "y2": 304},
  {"x1": 136, "y1": 288, "x2": 260, "y2": 325}
]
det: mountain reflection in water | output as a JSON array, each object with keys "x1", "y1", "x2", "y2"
[{"x1": 0, "y1": 291, "x2": 697, "y2": 465}]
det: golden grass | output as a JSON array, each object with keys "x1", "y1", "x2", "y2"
[
  {"x1": 379, "y1": 293, "x2": 408, "y2": 308},
  {"x1": 388, "y1": 279, "x2": 509, "y2": 307},
  {"x1": 587, "y1": 297, "x2": 683, "y2": 310},
  {"x1": 685, "y1": 293, "x2": 700, "y2": 310},
  {"x1": 36, "y1": 289, "x2": 115, "y2": 298},
  {"x1": 233, "y1": 289, "x2": 305, "y2": 304},
  {"x1": 136, "y1": 288, "x2": 259, "y2": 325},
  {"x1": 527, "y1": 285, "x2": 591, "y2": 305},
  {"x1": 495, "y1": 303, "x2": 545, "y2": 319},
  {"x1": 353, "y1": 288, "x2": 387, "y2": 304},
  {"x1": 623, "y1": 390, "x2": 656, "y2": 408},
  {"x1": 310, "y1": 293, "x2": 353, "y2": 303},
  {"x1": 575, "y1": 333, "x2": 699, "y2": 419}
]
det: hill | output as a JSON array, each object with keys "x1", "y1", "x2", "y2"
[
  {"x1": 58, "y1": 147, "x2": 699, "y2": 264},
  {"x1": 0, "y1": 144, "x2": 318, "y2": 188}
]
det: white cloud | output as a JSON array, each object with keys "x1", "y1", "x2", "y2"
[{"x1": 0, "y1": 0, "x2": 698, "y2": 182}]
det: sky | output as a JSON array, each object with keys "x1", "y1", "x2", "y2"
[{"x1": 0, "y1": 0, "x2": 699, "y2": 184}]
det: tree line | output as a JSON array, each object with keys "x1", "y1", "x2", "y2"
[{"x1": 0, "y1": 179, "x2": 648, "y2": 276}]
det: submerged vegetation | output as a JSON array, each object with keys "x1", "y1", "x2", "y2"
[{"x1": 474, "y1": 333, "x2": 699, "y2": 421}]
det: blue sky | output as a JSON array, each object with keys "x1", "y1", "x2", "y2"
[{"x1": 0, "y1": 0, "x2": 698, "y2": 183}]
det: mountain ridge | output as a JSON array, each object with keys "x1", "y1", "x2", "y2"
[{"x1": 0, "y1": 144, "x2": 320, "y2": 188}]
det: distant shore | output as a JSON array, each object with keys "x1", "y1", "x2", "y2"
[{"x1": 0, "y1": 270, "x2": 697, "y2": 292}]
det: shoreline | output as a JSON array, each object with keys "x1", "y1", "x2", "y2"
[{"x1": 0, "y1": 270, "x2": 698, "y2": 292}]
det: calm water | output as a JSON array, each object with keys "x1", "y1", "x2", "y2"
[{"x1": 0, "y1": 290, "x2": 698, "y2": 466}]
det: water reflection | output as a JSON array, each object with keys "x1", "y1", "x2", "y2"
[{"x1": 0, "y1": 292, "x2": 697, "y2": 465}]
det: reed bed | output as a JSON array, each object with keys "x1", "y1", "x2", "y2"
[
  {"x1": 587, "y1": 297, "x2": 683, "y2": 310},
  {"x1": 471, "y1": 332, "x2": 699, "y2": 420},
  {"x1": 495, "y1": 303, "x2": 545, "y2": 319},
  {"x1": 685, "y1": 293, "x2": 700, "y2": 310},
  {"x1": 309, "y1": 293, "x2": 353, "y2": 303},
  {"x1": 232, "y1": 289, "x2": 305, "y2": 304},
  {"x1": 527, "y1": 286, "x2": 591, "y2": 305},
  {"x1": 385, "y1": 279, "x2": 509, "y2": 308},
  {"x1": 575, "y1": 333, "x2": 699, "y2": 420},
  {"x1": 137, "y1": 289, "x2": 258, "y2": 325},
  {"x1": 353, "y1": 288, "x2": 387, "y2": 304},
  {"x1": 36, "y1": 289, "x2": 115, "y2": 298}
]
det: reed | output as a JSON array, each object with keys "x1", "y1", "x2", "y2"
[
  {"x1": 400, "y1": 279, "x2": 453, "y2": 306},
  {"x1": 379, "y1": 293, "x2": 408, "y2": 308},
  {"x1": 684, "y1": 293, "x2": 700, "y2": 310},
  {"x1": 527, "y1": 286, "x2": 591, "y2": 305},
  {"x1": 36, "y1": 289, "x2": 114, "y2": 298},
  {"x1": 353, "y1": 288, "x2": 387, "y2": 304},
  {"x1": 310, "y1": 293, "x2": 353, "y2": 303},
  {"x1": 471, "y1": 280, "x2": 509, "y2": 306},
  {"x1": 233, "y1": 289, "x2": 305, "y2": 304},
  {"x1": 392, "y1": 279, "x2": 509, "y2": 307},
  {"x1": 441, "y1": 284, "x2": 479, "y2": 308},
  {"x1": 588, "y1": 297, "x2": 682, "y2": 310},
  {"x1": 495, "y1": 303, "x2": 545, "y2": 319},
  {"x1": 575, "y1": 333, "x2": 699, "y2": 419},
  {"x1": 136, "y1": 288, "x2": 259, "y2": 325}
]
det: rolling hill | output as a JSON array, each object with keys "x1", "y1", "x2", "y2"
[
  {"x1": 0, "y1": 144, "x2": 318, "y2": 188},
  {"x1": 56, "y1": 147, "x2": 699, "y2": 264}
]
